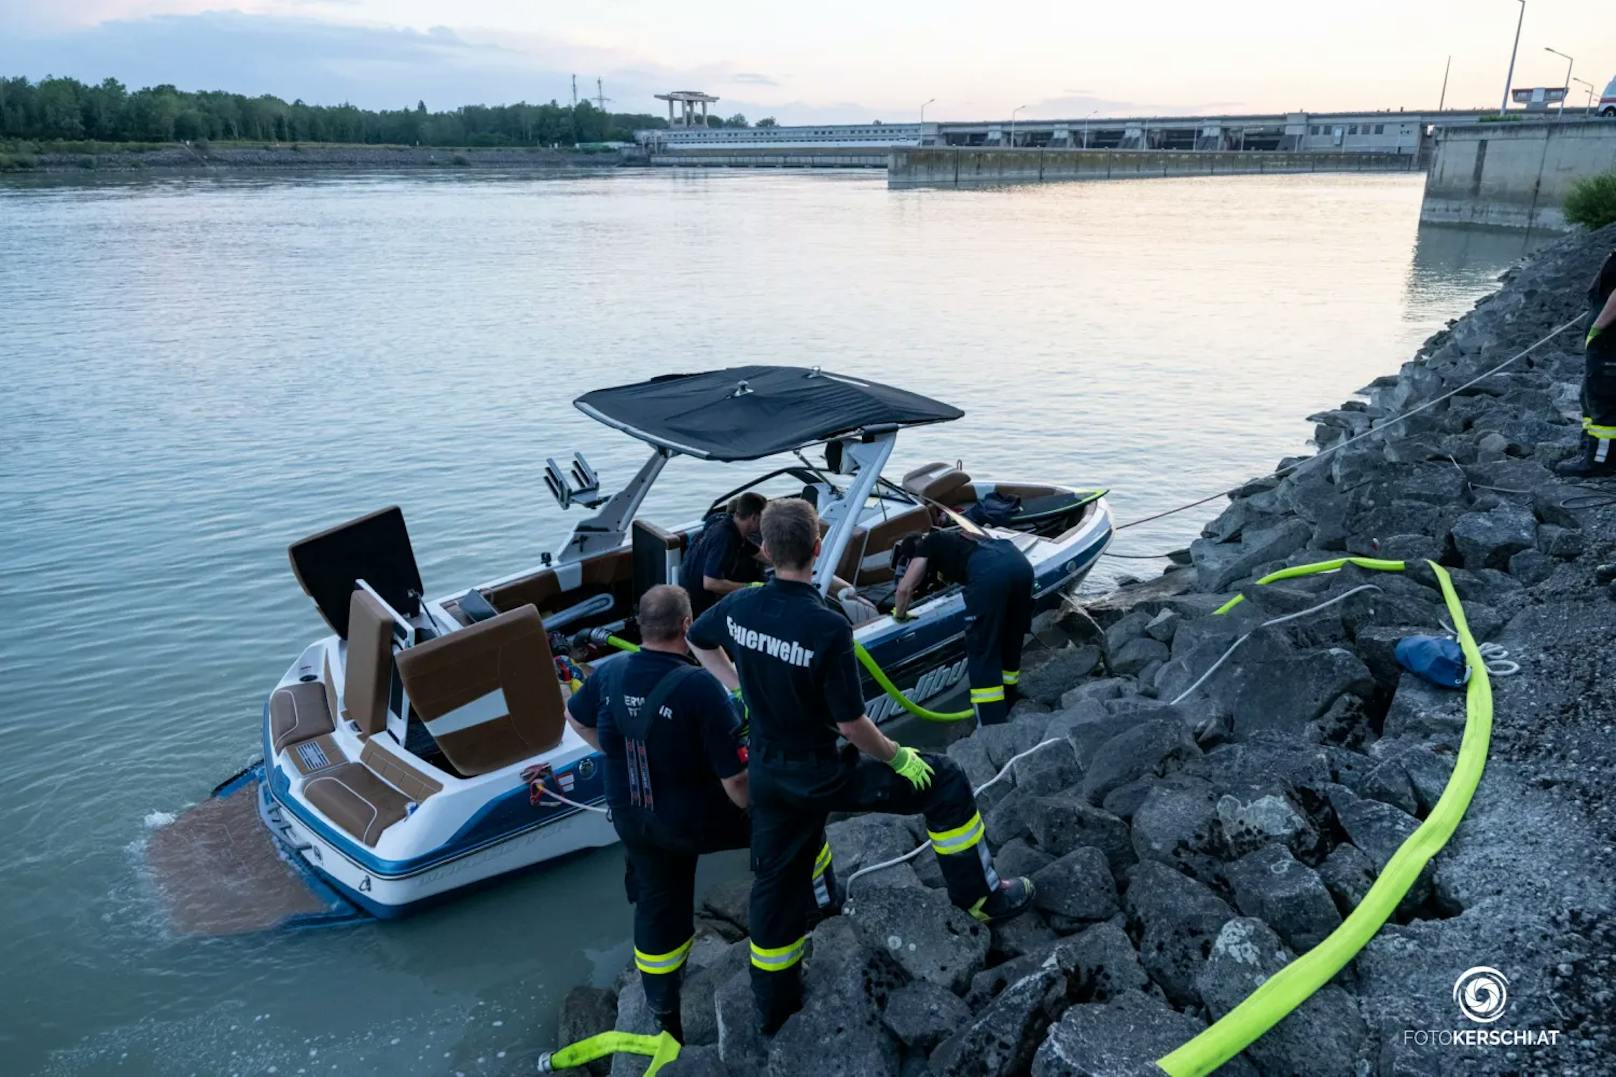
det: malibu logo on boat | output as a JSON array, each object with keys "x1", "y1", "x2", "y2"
[{"x1": 866, "y1": 656, "x2": 970, "y2": 722}]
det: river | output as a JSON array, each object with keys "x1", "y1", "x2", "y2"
[{"x1": 0, "y1": 166, "x2": 1544, "y2": 1075}]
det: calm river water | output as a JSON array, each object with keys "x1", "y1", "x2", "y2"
[{"x1": 0, "y1": 167, "x2": 1542, "y2": 1074}]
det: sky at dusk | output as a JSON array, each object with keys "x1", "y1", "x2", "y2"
[{"x1": 2, "y1": 1, "x2": 1612, "y2": 122}]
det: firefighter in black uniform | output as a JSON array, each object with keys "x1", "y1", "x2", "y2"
[
  {"x1": 684, "y1": 492, "x2": 768, "y2": 617},
  {"x1": 891, "y1": 523, "x2": 1035, "y2": 727},
  {"x1": 1558, "y1": 247, "x2": 1616, "y2": 478},
  {"x1": 688, "y1": 499, "x2": 1034, "y2": 1034},
  {"x1": 564, "y1": 584, "x2": 752, "y2": 1042}
]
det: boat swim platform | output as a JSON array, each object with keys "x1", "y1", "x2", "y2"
[{"x1": 146, "y1": 772, "x2": 358, "y2": 935}]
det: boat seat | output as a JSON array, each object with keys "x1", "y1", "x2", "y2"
[
  {"x1": 835, "y1": 504, "x2": 932, "y2": 585},
  {"x1": 345, "y1": 589, "x2": 397, "y2": 736},
  {"x1": 902, "y1": 462, "x2": 974, "y2": 507},
  {"x1": 632, "y1": 519, "x2": 685, "y2": 602},
  {"x1": 394, "y1": 605, "x2": 565, "y2": 776},
  {"x1": 303, "y1": 763, "x2": 412, "y2": 847},
  {"x1": 269, "y1": 681, "x2": 336, "y2": 755}
]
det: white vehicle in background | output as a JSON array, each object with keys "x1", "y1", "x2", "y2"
[{"x1": 1601, "y1": 76, "x2": 1616, "y2": 117}]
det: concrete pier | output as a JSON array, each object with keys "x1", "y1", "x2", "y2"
[
  {"x1": 1421, "y1": 119, "x2": 1616, "y2": 232},
  {"x1": 887, "y1": 147, "x2": 1423, "y2": 188}
]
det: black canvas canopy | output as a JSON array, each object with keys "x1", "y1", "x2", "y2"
[{"x1": 573, "y1": 366, "x2": 964, "y2": 461}]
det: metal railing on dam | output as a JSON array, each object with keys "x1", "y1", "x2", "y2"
[
  {"x1": 649, "y1": 146, "x2": 888, "y2": 169},
  {"x1": 888, "y1": 146, "x2": 1425, "y2": 188}
]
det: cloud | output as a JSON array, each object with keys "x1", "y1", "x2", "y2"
[{"x1": 730, "y1": 72, "x2": 778, "y2": 86}]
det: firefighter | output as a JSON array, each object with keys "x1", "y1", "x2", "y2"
[
  {"x1": 1557, "y1": 247, "x2": 1616, "y2": 478},
  {"x1": 563, "y1": 584, "x2": 751, "y2": 1042},
  {"x1": 688, "y1": 499, "x2": 1034, "y2": 1035},
  {"x1": 684, "y1": 492, "x2": 768, "y2": 616},
  {"x1": 890, "y1": 524, "x2": 1035, "y2": 727}
]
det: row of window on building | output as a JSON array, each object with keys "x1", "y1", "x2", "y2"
[{"x1": 1310, "y1": 123, "x2": 1392, "y2": 136}]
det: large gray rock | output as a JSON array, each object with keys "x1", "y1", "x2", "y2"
[
  {"x1": 1381, "y1": 673, "x2": 1468, "y2": 745},
  {"x1": 1214, "y1": 783, "x2": 1319, "y2": 860},
  {"x1": 1020, "y1": 646, "x2": 1102, "y2": 705},
  {"x1": 657, "y1": 1045, "x2": 727, "y2": 1077},
  {"x1": 1225, "y1": 843, "x2": 1342, "y2": 952},
  {"x1": 1026, "y1": 794, "x2": 1135, "y2": 875},
  {"x1": 931, "y1": 967, "x2": 1068, "y2": 1077},
  {"x1": 1130, "y1": 777, "x2": 1221, "y2": 878},
  {"x1": 1449, "y1": 504, "x2": 1538, "y2": 570},
  {"x1": 827, "y1": 813, "x2": 925, "y2": 878},
  {"x1": 1032, "y1": 990, "x2": 1255, "y2": 1077},
  {"x1": 1080, "y1": 719, "x2": 1202, "y2": 806},
  {"x1": 1325, "y1": 784, "x2": 1431, "y2": 912},
  {"x1": 714, "y1": 969, "x2": 767, "y2": 1074},
  {"x1": 881, "y1": 979, "x2": 971, "y2": 1052},
  {"x1": 849, "y1": 884, "x2": 990, "y2": 995},
  {"x1": 608, "y1": 980, "x2": 659, "y2": 1077},
  {"x1": 1063, "y1": 919, "x2": 1152, "y2": 1002},
  {"x1": 1195, "y1": 918, "x2": 1368, "y2": 1077},
  {"x1": 768, "y1": 918, "x2": 903, "y2": 1077},
  {"x1": 1007, "y1": 738, "x2": 1082, "y2": 798},
  {"x1": 679, "y1": 939, "x2": 750, "y2": 1047},
  {"x1": 699, "y1": 878, "x2": 752, "y2": 937},
  {"x1": 1190, "y1": 518, "x2": 1312, "y2": 591},
  {"x1": 976, "y1": 715, "x2": 1056, "y2": 770},
  {"x1": 1122, "y1": 860, "x2": 1236, "y2": 1007},
  {"x1": 1110, "y1": 636, "x2": 1170, "y2": 676},
  {"x1": 989, "y1": 906, "x2": 1059, "y2": 962},
  {"x1": 555, "y1": 985, "x2": 618, "y2": 1077},
  {"x1": 1317, "y1": 841, "x2": 1376, "y2": 916},
  {"x1": 1031, "y1": 846, "x2": 1119, "y2": 929},
  {"x1": 1227, "y1": 647, "x2": 1374, "y2": 740},
  {"x1": 947, "y1": 733, "x2": 998, "y2": 788}
]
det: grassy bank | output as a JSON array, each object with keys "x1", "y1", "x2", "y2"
[{"x1": 0, "y1": 139, "x2": 634, "y2": 173}]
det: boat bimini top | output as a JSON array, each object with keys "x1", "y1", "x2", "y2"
[
  {"x1": 572, "y1": 365, "x2": 963, "y2": 461},
  {"x1": 559, "y1": 366, "x2": 966, "y2": 596}
]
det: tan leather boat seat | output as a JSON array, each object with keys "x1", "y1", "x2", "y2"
[
  {"x1": 902, "y1": 462, "x2": 974, "y2": 506},
  {"x1": 394, "y1": 605, "x2": 565, "y2": 776},
  {"x1": 269, "y1": 681, "x2": 336, "y2": 755},
  {"x1": 345, "y1": 589, "x2": 397, "y2": 736},
  {"x1": 303, "y1": 763, "x2": 412, "y2": 847},
  {"x1": 836, "y1": 504, "x2": 932, "y2": 585}
]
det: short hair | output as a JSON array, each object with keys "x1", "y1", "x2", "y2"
[
  {"x1": 731, "y1": 492, "x2": 767, "y2": 520},
  {"x1": 761, "y1": 498, "x2": 820, "y2": 571},
  {"x1": 638, "y1": 584, "x2": 692, "y2": 643}
]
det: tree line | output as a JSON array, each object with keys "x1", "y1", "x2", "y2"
[{"x1": 0, "y1": 75, "x2": 768, "y2": 147}]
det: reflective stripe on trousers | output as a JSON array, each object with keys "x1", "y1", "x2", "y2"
[
  {"x1": 635, "y1": 935, "x2": 694, "y2": 975},
  {"x1": 750, "y1": 936, "x2": 806, "y2": 972}
]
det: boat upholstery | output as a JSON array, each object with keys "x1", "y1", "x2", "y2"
[
  {"x1": 270, "y1": 681, "x2": 336, "y2": 755},
  {"x1": 321, "y1": 651, "x2": 341, "y2": 726},
  {"x1": 303, "y1": 762, "x2": 412, "y2": 847},
  {"x1": 632, "y1": 519, "x2": 686, "y2": 599},
  {"x1": 482, "y1": 547, "x2": 632, "y2": 615},
  {"x1": 288, "y1": 734, "x2": 347, "y2": 775},
  {"x1": 902, "y1": 462, "x2": 974, "y2": 506},
  {"x1": 345, "y1": 590, "x2": 396, "y2": 736},
  {"x1": 360, "y1": 741, "x2": 444, "y2": 803},
  {"x1": 835, "y1": 504, "x2": 931, "y2": 585},
  {"x1": 393, "y1": 605, "x2": 565, "y2": 776}
]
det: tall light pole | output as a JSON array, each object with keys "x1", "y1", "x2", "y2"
[
  {"x1": 1545, "y1": 47, "x2": 1573, "y2": 116},
  {"x1": 919, "y1": 98, "x2": 935, "y2": 145},
  {"x1": 1439, "y1": 54, "x2": 1452, "y2": 111},
  {"x1": 1082, "y1": 109, "x2": 1097, "y2": 149},
  {"x1": 1009, "y1": 104, "x2": 1027, "y2": 149},
  {"x1": 1499, "y1": 0, "x2": 1525, "y2": 116},
  {"x1": 1572, "y1": 76, "x2": 1596, "y2": 115}
]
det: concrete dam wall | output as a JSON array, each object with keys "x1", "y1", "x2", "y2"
[
  {"x1": 888, "y1": 147, "x2": 1423, "y2": 188},
  {"x1": 1421, "y1": 119, "x2": 1616, "y2": 232}
]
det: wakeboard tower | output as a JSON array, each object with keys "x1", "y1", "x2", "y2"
[{"x1": 150, "y1": 366, "x2": 1112, "y2": 928}]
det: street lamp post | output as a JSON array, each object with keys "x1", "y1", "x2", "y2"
[
  {"x1": 1545, "y1": 47, "x2": 1573, "y2": 116},
  {"x1": 1082, "y1": 109, "x2": 1097, "y2": 149},
  {"x1": 1572, "y1": 77, "x2": 1596, "y2": 115},
  {"x1": 1500, "y1": 0, "x2": 1526, "y2": 116},
  {"x1": 920, "y1": 98, "x2": 935, "y2": 145},
  {"x1": 1009, "y1": 104, "x2": 1027, "y2": 149}
]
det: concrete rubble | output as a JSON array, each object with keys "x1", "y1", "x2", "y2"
[{"x1": 545, "y1": 222, "x2": 1616, "y2": 1076}]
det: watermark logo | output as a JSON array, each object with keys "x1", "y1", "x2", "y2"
[
  {"x1": 1453, "y1": 966, "x2": 1509, "y2": 1023},
  {"x1": 1401, "y1": 964, "x2": 1560, "y2": 1050}
]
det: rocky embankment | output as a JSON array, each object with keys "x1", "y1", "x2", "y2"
[
  {"x1": 21, "y1": 143, "x2": 627, "y2": 173},
  {"x1": 548, "y1": 224, "x2": 1616, "y2": 1077}
]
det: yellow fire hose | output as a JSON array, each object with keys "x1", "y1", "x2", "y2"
[
  {"x1": 1156, "y1": 557, "x2": 1494, "y2": 1076},
  {"x1": 853, "y1": 641, "x2": 975, "y2": 721},
  {"x1": 537, "y1": 1030, "x2": 680, "y2": 1074}
]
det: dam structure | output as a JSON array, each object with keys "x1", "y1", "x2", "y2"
[
  {"x1": 638, "y1": 108, "x2": 1496, "y2": 169},
  {"x1": 1421, "y1": 117, "x2": 1616, "y2": 232}
]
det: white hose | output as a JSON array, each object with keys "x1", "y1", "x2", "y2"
[{"x1": 843, "y1": 736, "x2": 1068, "y2": 895}]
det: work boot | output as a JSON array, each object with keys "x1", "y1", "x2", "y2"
[
  {"x1": 1555, "y1": 434, "x2": 1616, "y2": 479},
  {"x1": 969, "y1": 877, "x2": 1036, "y2": 923},
  {"x1": 654, "y1": 1008, "x2": 684, "y2": 1044}
]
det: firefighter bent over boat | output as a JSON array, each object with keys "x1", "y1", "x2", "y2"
[
  {"x1": 564, "y1": 585, "x2": 751, "y2": 1042},
  {"x1": 892, "y1": 525, "x2": 1035, "y2": 726},
  {"x1": 689, "y1": 499, "x2": 1035, "y2": 1034}
]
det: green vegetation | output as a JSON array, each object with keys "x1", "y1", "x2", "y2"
[
  {"x1": 0, "y1": 75, "x2": 669, "y2": 147},
  {"x1": 1564, "y1": 169, "x2": 1616, "y2": 231}
]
